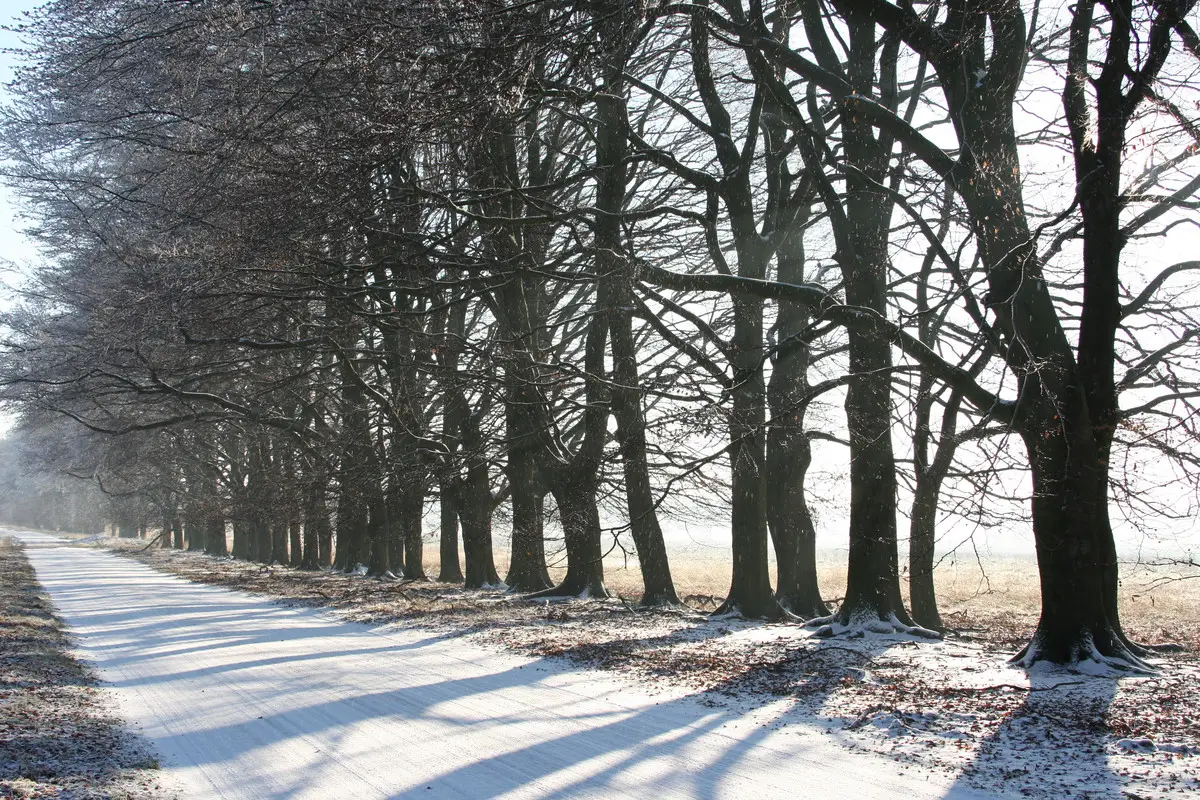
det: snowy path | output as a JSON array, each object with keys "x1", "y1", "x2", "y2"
[{"x1": 12, "y1": 531, "x2": 988, "y2": 799}]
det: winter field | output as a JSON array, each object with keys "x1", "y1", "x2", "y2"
[{"x1": 3, "y1": 529, "x2": 1199, "y2": 799}]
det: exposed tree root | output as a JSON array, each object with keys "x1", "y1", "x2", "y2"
[
  {"x1": 711, "y1": 599, "x2": 798, "y2": 622},
  {"x1": 807, "y1": 611, "x2": 942, "y2": 640},
  {"x1": 1010, "y1": 630, "x2": 1157, "y2": 675},
  {"x1": 522, "y1": 581, "x2": 610, "y2": 601},
  {"x1": 637, "y1": 590, "x2": 683, "y2": 608},
  {"x1": 775, "y1": 591, "x2": 830, "y2": 620}
]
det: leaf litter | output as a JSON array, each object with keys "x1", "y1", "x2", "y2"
[{"x1": 0, "y1": 538, "x2": 176, "y2": 800}]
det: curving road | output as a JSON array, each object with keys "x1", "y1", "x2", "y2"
[{"x1": 9, "y1": 530, "x2": 986, "y2": 799}]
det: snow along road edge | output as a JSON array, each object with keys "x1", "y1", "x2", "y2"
[{"x1": 11, "y1": 530, "x2": 992, "y2": 799}]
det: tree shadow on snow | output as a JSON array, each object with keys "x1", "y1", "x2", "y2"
[
  {"x1": 941, "y1": 672, "x2": 1122, "y2": 798},
  {"x1": 31, "y1": 543, "x2": 1015, "y2": 799}
]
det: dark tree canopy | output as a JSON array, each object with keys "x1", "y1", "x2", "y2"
[{"x1": 1, "y1": 0, "x2": 1198, "y2": 671}]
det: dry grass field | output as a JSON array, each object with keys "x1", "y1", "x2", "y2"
[{"x1": 411, "y1": 546, "x2": 1200, "y2": 650}]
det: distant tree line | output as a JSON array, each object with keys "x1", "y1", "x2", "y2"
[{"x1": 1, "y1": 0, "x2": 1198, "y2": 670}]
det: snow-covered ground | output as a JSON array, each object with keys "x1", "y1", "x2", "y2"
[
  {"x1": 10, "y1": 529, "x2": 1200, "y2": 799},
  {"x1": 10, "y1": 531, "x2": 997, "y2": 800}
]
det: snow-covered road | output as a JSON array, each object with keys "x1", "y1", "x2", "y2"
[{"x1": 12, "y1": 531, "x2": 989, "y2": 799}]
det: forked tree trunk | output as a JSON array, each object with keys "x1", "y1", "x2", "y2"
[
  {"x1": 765, "y1": 212, "x2": 827, "y2": 619},
  {"x1": 544, "y1": 473, "x2": 608, "y2": 598},
  {"x1": 909, "y1": 393, "x2": 962, "y2": 632},
  {"x1": 529, "y1": 313, "x2": 612, "y2": 600}
]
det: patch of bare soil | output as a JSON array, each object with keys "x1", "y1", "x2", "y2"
[
  {"x1": 0, "y1": 538, "x2": 174, "y2": 800},
  {"x1": 111, "y1": 542, "x2": 1200, "y2": 799}
]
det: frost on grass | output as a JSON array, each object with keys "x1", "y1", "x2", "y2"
[{"x1": 0, "y1": 538, "x2": 174, "y2": 800}]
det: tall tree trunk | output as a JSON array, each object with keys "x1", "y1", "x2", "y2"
[
  {"x1": 366, "y1": 483, "x2": 391, "y2": 577},
  {"x1": 269, "y1": 522, "x2": 287, "y2": 565},
  {"x1": 385, "y1": 478, "x2": 407, "y2": 578},
  {"x1": 687, "y1": 14, "x2": 779, "y2": 619},
  {"x1": 206, "y1": 517, "x2": 227, "y2": 556},
  {"x1": 715, "y1": 291, "x2": 778, "y2": 619},
  {"x1": 821, "y1": 11, "x2": 913, "y2": 632},
  {"x1": 460, "y1": 490, "x2": 500, "y2": 588},
  {"x1": 438, "y1": 484, "x2": 464, "y2": 583},
  {"x1": 502, "y1": 373, "x2": 552, "y2": 592},
  {"x1": 1014, "y1": 399, "x2": 1140, "y2": 666},
  {"x1": 893, "y1": 0, "x2": 1147, "y2": 664},
  {"x1": 531, "y1": 310, "x2": 612, "y2": 599},
  {"x1": 300, "y1": 479, "x2": 322, "y2": 571},
  {"x1": 766, "y1": 422, "x2": 827, "y2": 618},
  {"x1": 288, "y1": 520, "x2": 302, "y2": 568},
  {"x1": 316, "y1": 502, "x2": 333, "y2": 568},
  {"x1": 458, "y1": 414, "x2": 497, "y2": 587},
  {"x1": 909, "y1": 382, "x2": 965, "y2": 631},
  {"x1": 765, "y1": 199, "x2": 827, "y2": 618},
  {"x1": 1061, "y1": 0, "x2": 1194, "y2": 659},
  {"x1": 400, "y1": 484, "x2": 426, "y2": 580},
  {"x1": 594, "y1": 9, "x2": 679, "y2": 606}
]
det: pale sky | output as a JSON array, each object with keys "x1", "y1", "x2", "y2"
[
  {"x1": 0, "y1": 1, "x2": 1192, "y2": 561},
  {"x1": 0, "y1": 0, "x2": 42, "y2": 287}
]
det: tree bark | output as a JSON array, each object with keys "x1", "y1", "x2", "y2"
[
  {"x1": 545, "y1": 470, "x2": 608, "y2": 598},
  {"x1": 437, "y1": 485, "x2": 464, "y2": 583},
  {"x1": 400, "y1": 484, "x2": 426, "y2": 580},
  {"x1": 594, "y1": 7, "x2": 679, "y2": 607},
  {"x1": 765, "y1": 194, "x2": 827, "y2": 618},
  {"x1": 459, "y1": 416, "x2": 498, "y2": 588},
  {"x1": 300, "y1": 479, "x2": 322, "y2": 571},
  {"x1": 206, "y1": 517, "x2": 227, "y2": 556}
]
